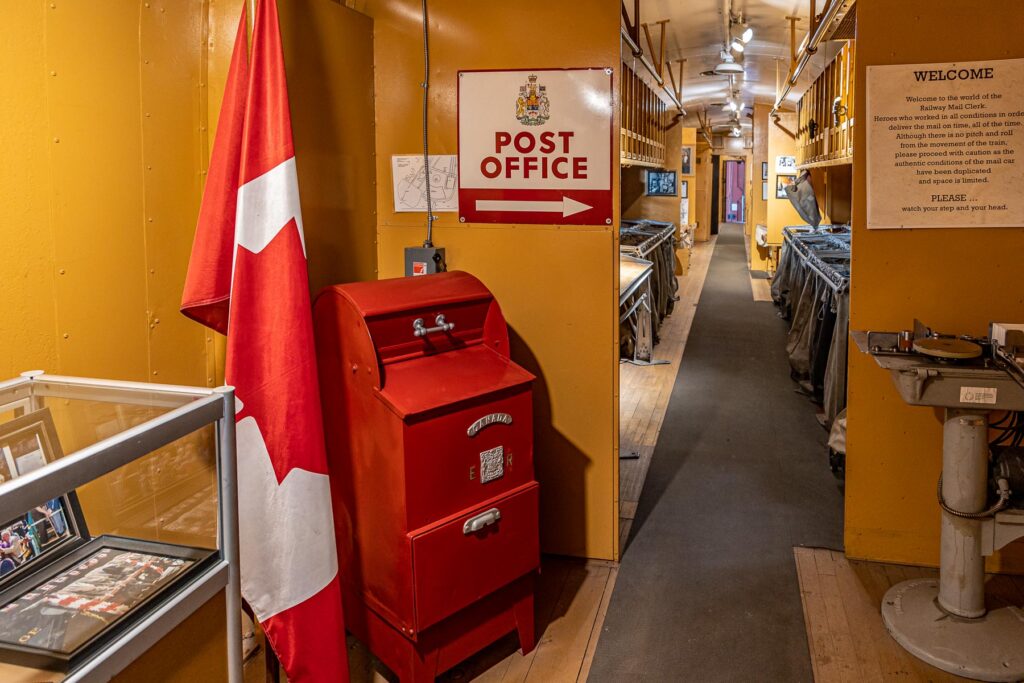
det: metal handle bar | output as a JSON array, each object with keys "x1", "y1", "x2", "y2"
[{"x1": 413, "y1": 314, "x2": 455, "y2": 338}]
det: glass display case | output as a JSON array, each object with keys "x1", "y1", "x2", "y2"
[{"x1": 0, "y1": 372, "x2": 241, "y2": 682}]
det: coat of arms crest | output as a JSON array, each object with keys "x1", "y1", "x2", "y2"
[{"x1": 515, "y1": 74, "x2": 550, "y2": 126}]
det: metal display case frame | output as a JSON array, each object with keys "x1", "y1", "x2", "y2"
[{"x1": 0, "y1": 372, "x2": 241, "y2": 682}]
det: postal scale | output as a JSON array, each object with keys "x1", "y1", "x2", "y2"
[{"x1": 853, "y1": 320, "x2": 1024, "y2": 682}]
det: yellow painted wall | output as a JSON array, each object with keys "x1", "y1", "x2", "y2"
[
  {"x1": 1, "y1": 0, "x2": 376, "y2": 678},
  {"x1": 363, "y1": 0, "x2": 620, "y2": 560},
  {"x1": 0, "y1": 0, "x2": 213, "y2": 385},
  {"x1": 749, "y1": 103, "x2": 770, "y2": 270},
  {"x1": 694, "y1": 141, "x2": 713, "y2": 241},
  {"x1": 766, "y1": 111, "x2": 804, "y2": 243},
  {"x1": 846, "y1": 0, "x2": 1024, "y2": 572},
  {"x1": 622, "y1": 123, "x2": 682, "y2": 224},
  {"x1": 279, "y1": 1, "x2": 378, "y2": 290},
  {"x1": 680, "y1": 127, "x2": 697, "y2": 232}
]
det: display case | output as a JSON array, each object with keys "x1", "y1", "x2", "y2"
[{"x1": 0, "y1": 372, "x2": 241, "y2": 682}]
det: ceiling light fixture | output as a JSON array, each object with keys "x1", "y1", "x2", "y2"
[
  {"x1": 731, "y1": 39, "x2": 745, "y2": 53},
  {"x1": 713, "y1": 52, "x2": 744, "y2": 75},
  {"x1": 741, "y1": 26, "x2": 754, "y2": 44}
]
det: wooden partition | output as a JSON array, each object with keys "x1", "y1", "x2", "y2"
[
  {"x1": 620, "y1": 59, "x2": 670, "y2": 168},
  {"x1": 846, "y1": 0, "x2": 1024, "y2": 572},
  {"x1": 797, "y1": 41, "x2": 855, "y2": 167},
  {"x1": 364, "y1": 0, "x2": 622, "y2": 560}
]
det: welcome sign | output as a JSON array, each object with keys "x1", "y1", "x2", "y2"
[{"x1": 866, "y1": 58, "x2": 1024, "y2": 229}]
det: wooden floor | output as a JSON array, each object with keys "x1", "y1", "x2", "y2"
[
  {"x1": 795, "y1": 547, "x2": 1024, "y2": 683},
  {"x1": 243, "y1": 556, "x2": 617, "y2": 683},
  {"x1": 243, "y1": 242, "x2": 719, "y2": 683},
  {"x1": 741, "y1": 226, "x2": 774, "y2": 302},
  {"x1": 618, "y1": 237, "x2": 716, "y2": 554},
  {"x1": 750, "y1": 275, "x2": 772, "y2": 302}
]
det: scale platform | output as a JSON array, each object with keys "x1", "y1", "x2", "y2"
[
  {"x1": 853, "y1": 327, "x2": 1024, "y2": 682},
  {"x1": 851, "y1": 330, "x2": 1024, "y2": 409}
]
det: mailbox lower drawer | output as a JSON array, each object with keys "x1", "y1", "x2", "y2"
[{"x1": 410, "y1": 482, "x2": 539, "y2": 631}]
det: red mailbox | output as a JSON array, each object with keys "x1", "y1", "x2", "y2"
[{"x1": 314, "y1": 271, "x2": 538, "y2": 682}]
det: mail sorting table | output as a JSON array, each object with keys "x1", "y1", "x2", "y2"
[
  {"x1": 0, "y1": 372, "x2": 241, "y2": 682},
  {"x1": 854, "y1": 329, "x2": 1024, "y2": 681},
  {"x1": 619, "y1": 254, "x2": 658, "y2": 364},
  {"x1": 314, "y1": 271, "x2": 539, "y2": 683},
  {"x1": 620, "y1": 219, "x2": 678, "y2": 346}
]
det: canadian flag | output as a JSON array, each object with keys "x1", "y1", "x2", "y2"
[{"x1": 180, "y1": 2, "x2": 348, "y2": 681}]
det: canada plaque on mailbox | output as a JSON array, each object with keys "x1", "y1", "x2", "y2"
[{"x1": 458, "y1": 68, "x2": 614, "y2": 226}]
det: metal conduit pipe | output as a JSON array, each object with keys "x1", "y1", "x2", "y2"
[{"x1": 770, "y1": 0, "x2": 846, "y2": 116}]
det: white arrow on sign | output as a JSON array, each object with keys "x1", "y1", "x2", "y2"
[{"x1": 475, "y1": 197, "x2": 592, "y2": 217}]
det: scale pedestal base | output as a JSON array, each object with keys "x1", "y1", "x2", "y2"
[{"x1": 881, "y1": 578, "x2": 1024, "y2": 682}]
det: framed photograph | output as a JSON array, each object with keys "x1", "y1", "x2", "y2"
[
  {"x1": 761, "y1": 162, "x2": 769, "y2": 180},
  {"x1": 0, "y1": 408, "x2": 88, "y2": 591},
  {"x1": 680, "y1": 180, "x2": 688, "y2": 199},
  {"x1": 762, "y1": 181, "x2": 770, "y2": 201},
  {"x1": 0, "y1": 536, "x2": 216, "y2": 670},
  {"x1": 646, "y1": 170, "x2": 677, "y2": 197},
  {"x1": 0, "y1": 408, "x2": 63, "y2": 480},
  {"x1": 680, "y1": 146, "x2": 694, "y2": 175},
  {"x1": 777, "y1": 174, "x2": 797, "y2": 198},
  {"x1": 1, "y1": 496, "x2": 87, "y2": 586},
  {"x1": 776, "y1": 155, "x2": 797, "y2": 174}
]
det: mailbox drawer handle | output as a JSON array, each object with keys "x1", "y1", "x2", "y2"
[
  {"x1": 413, "y1": 314, "x2": 456, "y2": 338},
  {"x1": 463, "y1": 507, "x2": 501, "y2": 534}
]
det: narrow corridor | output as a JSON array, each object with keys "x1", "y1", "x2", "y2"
[{"x1": 590, "y1": 223, "x2": 845, "y2": 682}]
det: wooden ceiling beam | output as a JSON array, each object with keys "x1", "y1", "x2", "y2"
[{"x1": 641, "y1": 19, "x2": 670, "y2": 80}]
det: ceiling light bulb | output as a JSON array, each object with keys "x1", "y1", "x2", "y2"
[
  {"x1": 741, "y1": 27, "x2": 754, "y2": 43},
  {"x1": 731, "y1": 40, "x2": 745, "y2": 53}
]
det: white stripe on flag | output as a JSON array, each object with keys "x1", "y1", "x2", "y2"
[
  {"x1": 236, "y1": 415, "x2": 338, "y2": 621},
  {"x1": 235, "y1": 156, "x2": 305, "y2": 257}
]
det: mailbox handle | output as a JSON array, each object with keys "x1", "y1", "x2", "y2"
[
  {"x1": 463, "y1": 507, "x2": 501, "y2": 535},
  {"x1": 413, "y1": 314, "x2": 456, "y2": 338}
]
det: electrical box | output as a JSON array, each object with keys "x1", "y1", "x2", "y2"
[{"x1": 404, "y1": 246, "x2": 446, "y2": 277}]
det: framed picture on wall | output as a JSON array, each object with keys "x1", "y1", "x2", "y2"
[
  {"x1": 680, "y1": 146, "x2": 694, "y2": 175},
  {"x1": 777, "y1": 174, "x2": 796, "y2": 198},
  {"x1": 761, "y1": 162, "x2": 768, "y2": 180},
  {"x1": 645, "y1": 170, "x2": 677, "y2": 197},
  {"x1": 680, "y1": 180, "x2": 688, "y2": 199},
  {"x1": 762, "y1": 181, "x2": 769, "y2": 201},
  {"x1": 775, "y1": 155, "x2": 797, "y2": 174}
]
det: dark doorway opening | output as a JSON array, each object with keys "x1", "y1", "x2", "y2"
[
  {"x1": 724, "y1": 159, "x2": 746, "y2": 223},
  {"x1": 710, "y1": 154, "x2": 721, "y2": 235}
]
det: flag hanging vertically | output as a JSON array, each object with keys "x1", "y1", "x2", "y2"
[{"x1": 181, "y1": 2, "x2": 349, "y2": 681}]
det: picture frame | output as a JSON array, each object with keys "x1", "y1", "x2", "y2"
[
  {"x1": 762, "y1": 181, "x2": 770, "y2": 201},
  {"x1": 680, "y1": 180, "x2": 688, "y2": 199},
  {"x1": 777, "y1": 174, "x2": 796, "y2": 199},
  {"x1": 0, "y1": 536, "x2": 216, "y2": 671},
  {"x1": 761, "y1": 161, "x2": 769, "y2": 180},
  {"x1": 0, "y1": 408, "x2": 89, "y2": 590},
  {"x1": 680, "y1": 146, "x2": 694, "y2": 176},
  {"x1": 645, "y1": 169, "x2": 678, "y2": 197},
  {"x1": 0, "y1": 407, "x2": 64, "y2": 481},
  {"x1": 775, "y1": 155, "x2": 797, "y2": 174}
]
